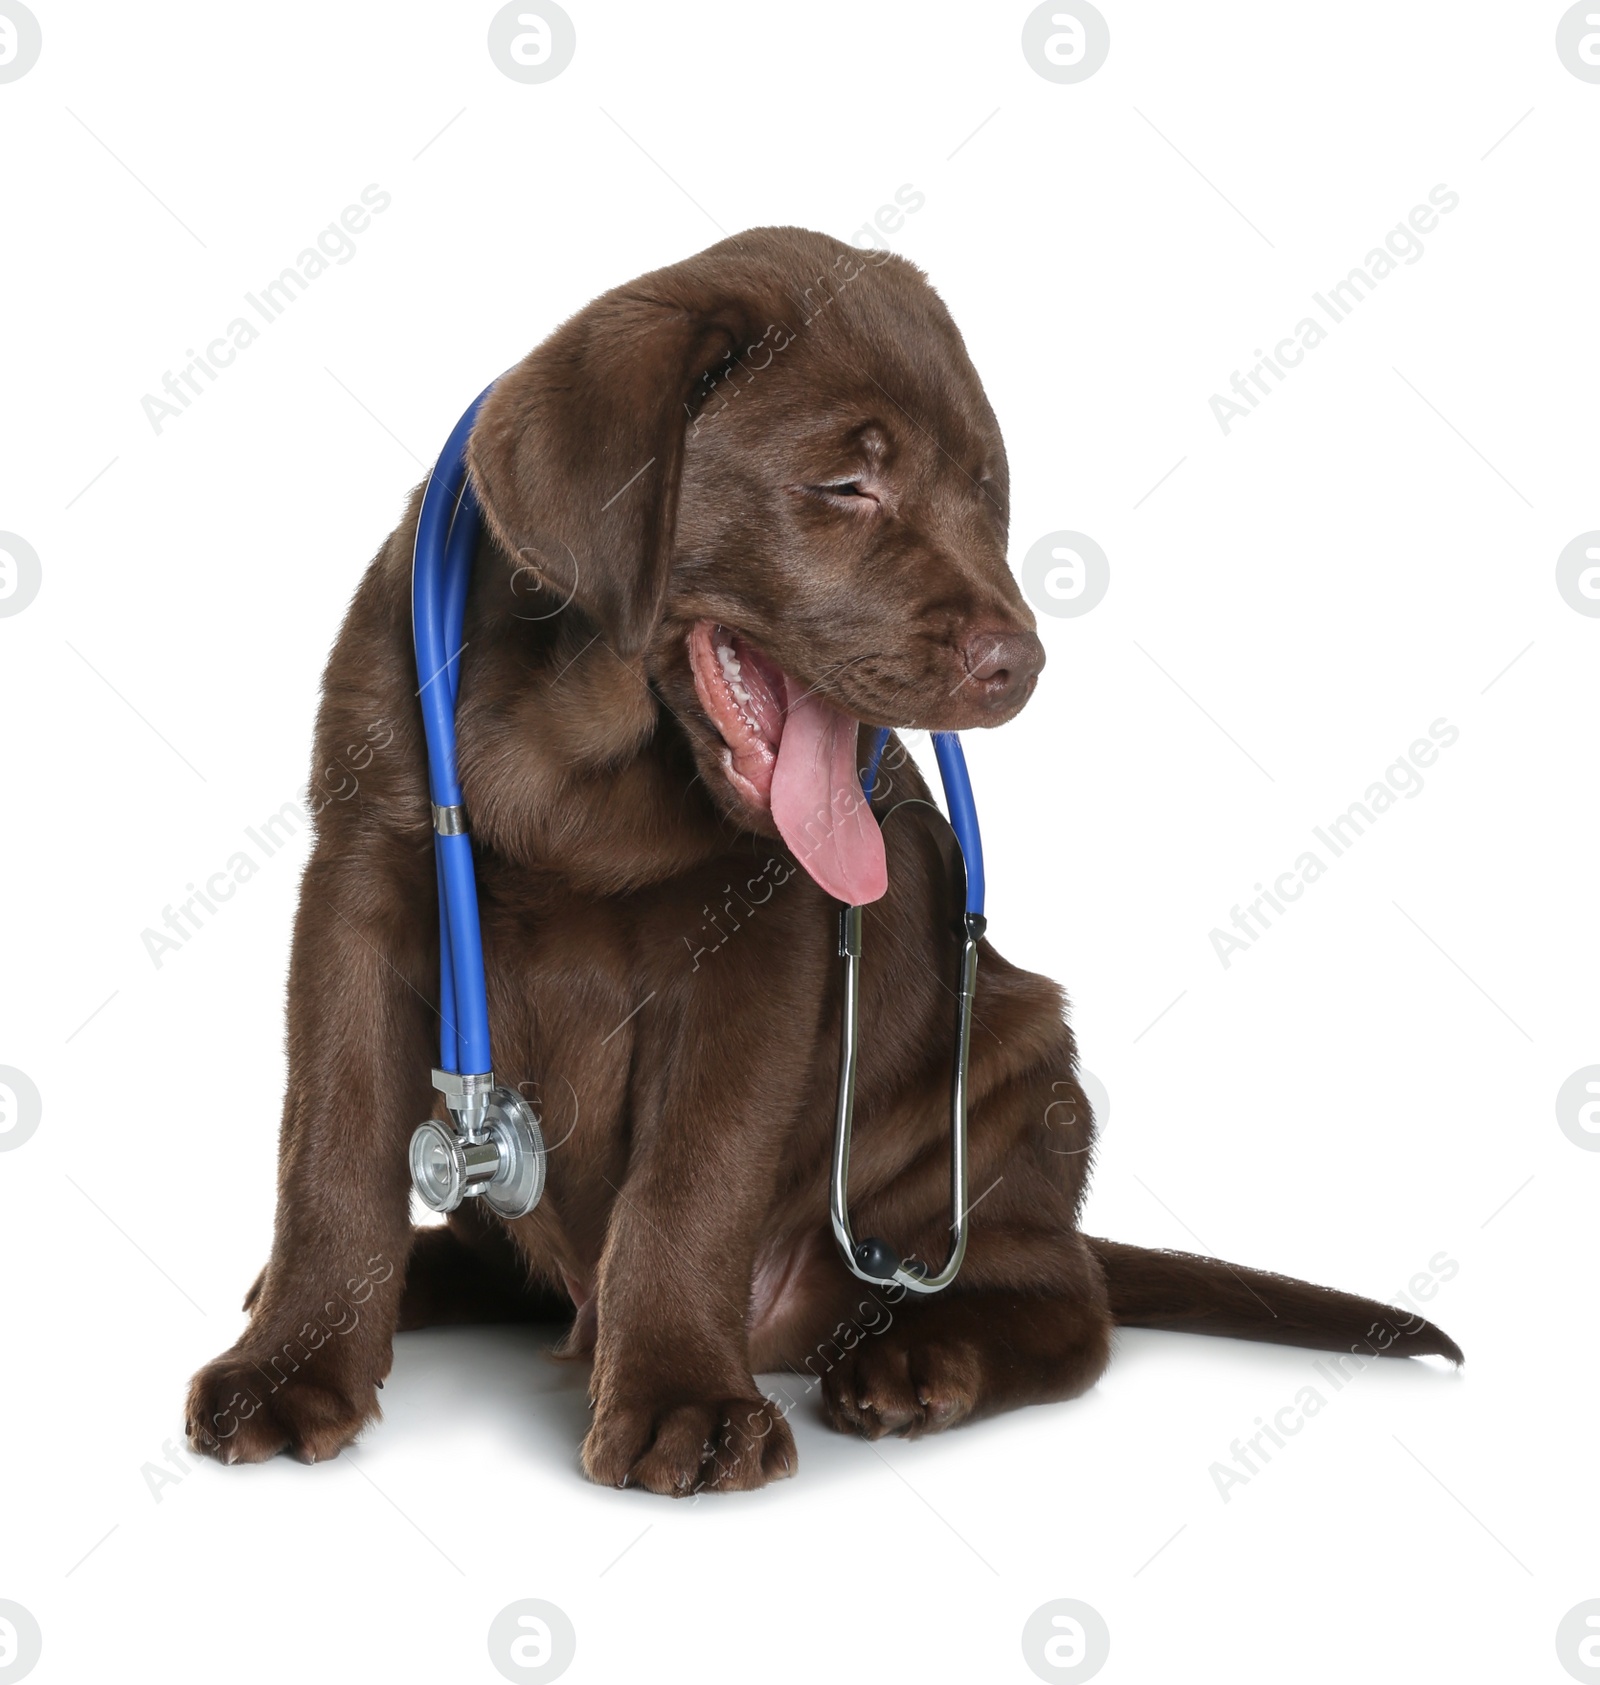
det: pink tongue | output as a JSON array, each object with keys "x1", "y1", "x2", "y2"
[{"x1": 771, "y1": 680, "x2": 888, "y2": 905}]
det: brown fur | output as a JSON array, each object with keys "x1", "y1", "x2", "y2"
[{"x1": 186, "y1": 228, "x2": 1460, "y2": 1493}]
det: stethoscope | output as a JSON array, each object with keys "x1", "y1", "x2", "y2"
[{"x1": 406, "y1": 384, "x2": 986, "y2": 1298}]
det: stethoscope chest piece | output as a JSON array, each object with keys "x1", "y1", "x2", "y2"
[{"x1": 409, "y1": 1073, "x2": 546, "y2": 1219}]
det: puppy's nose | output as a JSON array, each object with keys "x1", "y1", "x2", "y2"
[{"x1": 960, "y1": 626, "x2": 1045, "y2": 708}]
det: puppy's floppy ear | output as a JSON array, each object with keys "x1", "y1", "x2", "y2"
[{"x1": 468, "y1": 242, "x2": 791, "y2": 657}]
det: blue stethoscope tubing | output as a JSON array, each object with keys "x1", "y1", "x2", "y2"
[
  {"x1": 412, "y1": 382, "x2": 497, "y2": 1077},
  {"x1": 412, "y1": 383, "x2": 984, "y2": 1294},
  {"x1": 861, "y1": 727, "x2": 984, "y2": 918}
]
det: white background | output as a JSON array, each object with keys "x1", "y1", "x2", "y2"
[{"x1": 2, "y1": 3, "x2": 1596, "y2": 1682}]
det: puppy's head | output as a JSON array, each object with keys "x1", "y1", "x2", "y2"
[{"x1": 469, "y1": 227, "x2": 1040, "y2": 902}]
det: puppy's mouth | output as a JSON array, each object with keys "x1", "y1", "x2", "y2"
[{"x1": 687, "y1": 620, "x2": 888, "y2": 905}]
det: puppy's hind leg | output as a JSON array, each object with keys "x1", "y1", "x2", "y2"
[{"x1": 814, "y1": 1232, "x2": 1115, "y2": 1440}]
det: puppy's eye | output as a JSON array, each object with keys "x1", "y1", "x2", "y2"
[{"x1": 805, "y1": 480, "x2": 877, "y2": 505}]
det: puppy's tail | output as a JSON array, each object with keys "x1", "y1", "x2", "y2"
[{"x1": 1084, "y1": 1236, "x2": 1463, "y2": 1365}]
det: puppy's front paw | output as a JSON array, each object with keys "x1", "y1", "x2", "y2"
[
  {"x1": 185, "y1": 1352, "x2": 376, "y2": 1465},
  {"x1": 820, "y1": 1329, "x2": 981, "y2": 1439},
  {"x1": 582, "y1": 1387, "x2": 796, "y2": 1496}
]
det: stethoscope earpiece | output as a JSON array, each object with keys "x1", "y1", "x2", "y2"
[{"x1": 851, "y1": 1237, "x2": 904, "y2": 1282}]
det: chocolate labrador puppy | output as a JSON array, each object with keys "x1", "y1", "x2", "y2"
[{"x1": 186, "y1": 227, "x2": 1460, "y2": 1494}]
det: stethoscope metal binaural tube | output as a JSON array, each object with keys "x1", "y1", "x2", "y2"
[{"x1": 829, "y1": 729, "x2": 985, "y2": 1295}]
